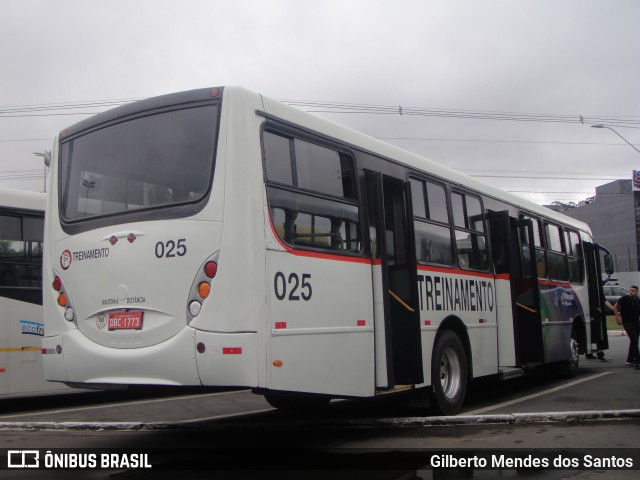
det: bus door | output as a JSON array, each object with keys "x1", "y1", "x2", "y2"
[
  {"x1": 366, "y1": 171, "x2": 423, "y2": 387},
  {"x1": 584, "y1": 242, "x2": 609, "y2": 351},
  {"x1": 489, "y1": 211, "x2": 544, "y2": 366}
]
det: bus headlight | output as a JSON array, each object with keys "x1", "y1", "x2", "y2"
[{"x1": 189, "y1": 301, "x2": 202, "y2": 317}]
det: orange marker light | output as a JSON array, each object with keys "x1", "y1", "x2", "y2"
[
  {"x1": 57, "y1": 292, "x2": 67, "y2": 307},
  {"x1": 198, "y1": 282, "x2": 211, "y2": 299},
  {"x1": 273, "y1": 360, "x2": 284, "y2": 367}
]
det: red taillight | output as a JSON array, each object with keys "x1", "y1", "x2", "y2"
[
  {"x1": 204, "y1": 261, "x2": 218, "y2": 278},
  {"x1": 52, "y1": 276, "x2": 62, "y2": 291}
]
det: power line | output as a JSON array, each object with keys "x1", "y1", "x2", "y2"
[
  {"x1": 0, "y1": 98, "x2": 138, "y2": 119},
  {"x1": 1, "y1": 96, "x2": 639, "y2": 130},
  {"x1": 379, "y1": 137, "x2": 639, "y2": 147},
  {"x1": 281, "y1": 99, "x2": 640, "y2": 129},
  {"x1": 458, "y1": 168, "x2": 628, "y2": 176},
  {"x1": 0, "y1": 98, "x2": 139, "y2": 114},
  {"x1": 0, "y1": 138, "x2": 51, "y2": 143},
  {"x1": 507, "y1": 191, "x2": 594, "y2": 194}
]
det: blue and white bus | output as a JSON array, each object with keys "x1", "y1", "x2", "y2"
[{"x1": 42, "y1": 87, "x2": 611, "y2": 414}]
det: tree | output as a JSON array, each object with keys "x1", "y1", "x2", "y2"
[{"x1": 551, "y1": 201, "x2": 578, "y2": 212}]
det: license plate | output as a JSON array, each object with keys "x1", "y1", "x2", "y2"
[{"x1": 108, "y1": 311, "x2": 143, "y2": 331}]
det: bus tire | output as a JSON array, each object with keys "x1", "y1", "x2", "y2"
[
  {"x1": 430, "y1": 330, "x2": 468, "y2": 416},
  {"x1": 264, "y1": 393, "x2": 330, "y2": 411},
  {"x1": 560, "y1": 327, "x2": 579, "y2": 378}
]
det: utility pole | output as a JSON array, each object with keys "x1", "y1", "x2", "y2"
[{"x1": 32, "y1": 151, "x2": 51, "y2": 192}]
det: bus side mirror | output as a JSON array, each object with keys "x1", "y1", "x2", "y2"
[{"x1": 604, "y1": 254, "x2": 614, "y2": 275}]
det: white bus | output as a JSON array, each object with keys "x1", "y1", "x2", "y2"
[
  {"x1": 0, "y1": 188, "x2": 70, "y2": 397},
  {"x1": 42, "y1": 87, "x2": 611, "y2": 414}
]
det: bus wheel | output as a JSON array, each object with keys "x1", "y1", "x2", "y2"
[
  {"x1": 431, "y1": 330, "x2": 468, "y2": 415},
  {"x1": 560, "y1": 328, "x2": 579, "y2": 378},
  {"x1": 264, "y1": 393, "x2": 330, "y2": 411}
]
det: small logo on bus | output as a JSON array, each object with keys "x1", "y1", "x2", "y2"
[
  {"x1": 96, "y1": 314, "x2": 106, "y2": 330},
  {"x1": 60, "y1": 250, "x2": 72, "y2": 270},
  {"x1": 20, "y1": 320, "x2": 45, "y2": 336}
]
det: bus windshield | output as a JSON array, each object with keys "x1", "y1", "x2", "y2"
[{"x1": 60, "y1": 104, "x2": 219, "y2": 224}]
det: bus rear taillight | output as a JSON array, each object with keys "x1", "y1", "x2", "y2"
[
  {"x1": 57, "y1": 292, "x2": 67, "y2": 307},
  {"x1": 51, "y1": 272, "x2": 75, "y2": 323},
  {"x1": 187, "y1": 254, "x2": 219, "y2": 320},
  {"x1": 198, "y1": 282, "x2": 211, "y2": 299},
  {"x1": 204, "y1": 261, "x2": 217, "y2": 278}
]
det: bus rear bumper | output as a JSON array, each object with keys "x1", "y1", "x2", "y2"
[
  {"x1": 41, "y1": 328, "x2": 260, "y2": 388},
  {"x1": 42, "y1": 327, "x2": 201, "y2": 386}
]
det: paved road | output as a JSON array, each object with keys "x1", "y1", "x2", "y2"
[
  {"x1": 1, "y1": 333, "x2": 637, "y2": 425},
  {"x1": 1, "y1": 333, "x2": 638, "y2": 479}
]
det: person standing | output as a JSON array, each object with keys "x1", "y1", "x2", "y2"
[{"x1": 613, "y1": 285, "x2": 640, "y2": 367}]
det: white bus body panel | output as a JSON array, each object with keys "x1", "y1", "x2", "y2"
[
  {"x1": 495, "y1": 278, "x2": 517, "y2": 367},
  {"x1": 42, "y1": 327, "x2": 198, "y2": 384},
  {"x1": 195, "y1": 331, "x2": 259, "y2": 387},
  {"x1": 43, "y1": 88, "x2": 267, "y2": 387},
  {"x1": 266, "y1": 249, "x2": 375, "y2": 397},
  {"x1": 371, "y1": 264, "x2": 389, "y2": 388},
  {"x1": 416, "y1": 268, "x2": 499, "y2": 378}
]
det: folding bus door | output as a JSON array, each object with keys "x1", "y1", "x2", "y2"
[
  {"x1": 489, "y1": 211, "x2": 544, "y2": 366},
  {"x1": 584, "y1": 242, "x2": 609, "y2": 352},
  {"x1": 366, "y1": 171, "x2": 423, "y2": 387}
]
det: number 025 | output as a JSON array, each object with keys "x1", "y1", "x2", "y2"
[{"x1": 274, "y1": 272, "x2": 312, "y2": 301}]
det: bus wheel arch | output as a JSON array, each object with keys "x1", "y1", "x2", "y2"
[{"x1": 430, "y1": 317, "x2": 470, "y2": 415}]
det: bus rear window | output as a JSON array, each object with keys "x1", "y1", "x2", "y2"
[{"x1": 60, "y1": 105, "x2": 219, "y2": 222}]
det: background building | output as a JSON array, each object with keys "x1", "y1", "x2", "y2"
[{"x1": 549, "y1": 179, "x2": 640, "y2": 273}]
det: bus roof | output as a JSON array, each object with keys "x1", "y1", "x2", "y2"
[{"x1": 0, "y1": 188, "x2": 45, "y2": 212}]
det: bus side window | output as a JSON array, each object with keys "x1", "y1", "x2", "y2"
[
  {"x1": 411, "y1": 178, "x2": 454, "y2": 266},
  {"x1": 451, "y1": 192, "x2": 488, "y2": 270},
  {"x1": 546, "y1": 223, "x2": 568, "y2": 281},
  {"x1": 263, "y1": 132, "x2": 294, "y2": 186},
  {"x1": 565, "y1": 230, "x2": 584, "y2": 284},
  {"x1": 263, "y1": 130, "x2": 360, "y2": 254},
  {"x1": 0, "y1": 215, "x2": 43, "y2": 288},
  {"x1": 520, "y1": 215, "x2": 546, "y2": 279}
]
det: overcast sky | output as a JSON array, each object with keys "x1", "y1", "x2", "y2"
[{"x1": 1, "y1": 0, "x2": 639, "y2": 205}]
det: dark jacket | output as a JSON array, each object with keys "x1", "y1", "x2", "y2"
[{"x1": 617, "y1": 294, "x2": 640, "y2": 323}]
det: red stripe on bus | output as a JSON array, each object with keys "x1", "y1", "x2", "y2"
[{"x1": 417, "y1": 264, "x2": 497, "y2": 279}]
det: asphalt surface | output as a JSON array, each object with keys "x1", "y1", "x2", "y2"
[{"x1": 0, "y1": 331, "x2": 638, "y2": 479}]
